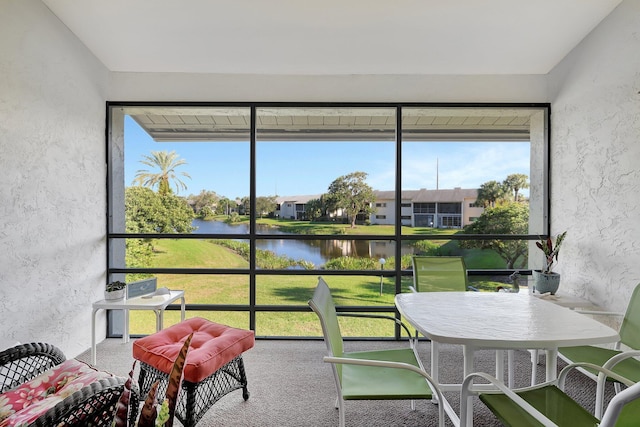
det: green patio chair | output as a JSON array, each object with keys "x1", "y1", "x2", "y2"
[
  {"x1": 410, "y1": 256, "x2": 472, "y2": 293},
  {"x1": 308, "y1": 276, "x2": 447, "y2": 427},
  {"x1": 558, "y1": 282, "x2": 640, "y2": 417},
  {"x1": 409, "y1": 256, "x2": 474, "y2": 339},
  {"x1": 460, "y1": 362, "x2": 640, "y2": 427}
]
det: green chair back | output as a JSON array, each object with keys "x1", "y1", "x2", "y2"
[
  {"x1": 619, "y1": 283, "x2": 640, "y2": 349},
  {"x1": 309, "y1": 277, "x2": 345, "y2": 378},
  {"x1": 558, "y1": 283, "x2": 640, "y2": 389},
  {"x1": 411, "y1": 256, "x2": 468, "y2": 292}
]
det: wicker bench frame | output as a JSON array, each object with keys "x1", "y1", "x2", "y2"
[
  {"x1": 138, "y1": 355, "x2": 250, "y2": 427},
  {"x1": 0, "y1": 342, "x2": 139, "y2": 427}
]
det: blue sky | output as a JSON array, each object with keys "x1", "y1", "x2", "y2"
[{"x1": 124, "y1": 116, "x2": 530, "y2": 200}]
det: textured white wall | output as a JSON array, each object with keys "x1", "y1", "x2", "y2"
[
  {"x1": 0, "y1": 0, "x2": 109, "y2": 356},
  {"x1": 548, "y1": 0, "x2": 640, "y2": 311}
]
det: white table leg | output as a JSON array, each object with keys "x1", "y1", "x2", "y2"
[
  {"x1": 495, "y1": 350, "x2": 504, "y2": 382},
  {"x1": 507, "y1": 350, "x2": 514, "y2": 388},
  {"x1": 156, "y1": 309, "x2": 162, "y2": 331},
  {"x1": 463, "y1": 345, "x2": 475, "y2": 427},
  {"x1": 530, "y1": 349, "x2": 538, "y2": 385},
  {"x1": 431, "y1": 340, "x2": 439, "y2": 384},
  {"x1": 431, "y1": 340, "x2": 440, "y2": 403},
  {"x1": 91, "y1": 308, "x2": 99, "y2": 365},
  {"x1": 123, "y1": 309, "x2": 130, "y2": 343},
  {"x1": 545, "y1": 349, "x2": 558, "y2": 381},
  {"x1": 180, "y1": 296, "x2": 186, "y2": 321}
]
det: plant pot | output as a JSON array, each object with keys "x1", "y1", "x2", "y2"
[
  {"x1": 532, "y1": 270, "x2": 561, "y2": 295},
  {"x1": 104, "y1": 289, "x2": 125, "y2": 301}
]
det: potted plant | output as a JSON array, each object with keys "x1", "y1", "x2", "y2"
[
  {"x1": 105, "y1": 280, "x2": 127, "y2": 300},
  {"x1": 532, "y1": 231, "x2": 567, "y2": 294}
]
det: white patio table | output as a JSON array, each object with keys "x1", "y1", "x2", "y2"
[
  {"x1": 91, "y1": 290, "x2": 185, "y2": 365},
  {"x1": 395, "y1": 291, "x2": 619, "y2": 426}
]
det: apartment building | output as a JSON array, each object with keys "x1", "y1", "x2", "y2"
[{"x1": 276, "y1": 188, "x2": 483, "y2": 228}]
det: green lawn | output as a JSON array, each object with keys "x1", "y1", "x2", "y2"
[{"x1": 127, "y1": 226, "x2": 513, "y2": 337}]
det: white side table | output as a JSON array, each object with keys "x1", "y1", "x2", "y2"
[{"x1": 91, "y1": 290, "x2": 185, "y2": 365}]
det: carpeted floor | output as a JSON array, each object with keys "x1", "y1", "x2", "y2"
[{"x1": 77, "y1": 339, "x2": 614, "y2": 427}]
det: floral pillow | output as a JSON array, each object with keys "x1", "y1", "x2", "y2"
[{"x1": 0, "y1": 359, "x2": 113, "y2": 426}]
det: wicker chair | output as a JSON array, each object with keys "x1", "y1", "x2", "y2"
[{"x1": 0, "y1": 342, "x2": 139, "y2": 427}]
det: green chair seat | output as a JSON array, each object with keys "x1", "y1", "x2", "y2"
[
  {"x1": 480, "y1": 385, "x2": 599, "y2": 427},
  {"x1": 613, "y1": 398, "x2": 640, "y2": 427},
  {"x1": 559, "y1": 345, "x2": 640, "y2": 383},
  {"x1": 341, "y1": 348, "x2": 432, "y2": 400}
]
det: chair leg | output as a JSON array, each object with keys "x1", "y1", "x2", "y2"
[{"x1": 337, "y1": 397, "x2": 345, "y2": 427}]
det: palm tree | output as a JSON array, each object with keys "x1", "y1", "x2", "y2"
[
  {"x1": 133, "y1": 150, "x2": 191, "y2": 195},
  {"x1": 503, "y1": 173, "x2": 529, "y2": 202},
  {"x1": 475, "y1": 180, "x2": 508, "y2": 208}
]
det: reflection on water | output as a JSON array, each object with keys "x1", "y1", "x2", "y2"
[{"x1": 192, "y1": 219, "x2": 415, "y2": 267}]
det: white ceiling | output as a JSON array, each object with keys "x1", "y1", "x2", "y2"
[{"x1": 42, "y1": 0, "x2": 622, "y2": 75}]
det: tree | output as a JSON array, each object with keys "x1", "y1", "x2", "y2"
[
  {"x1": 125, "y1": 186, "x2": 195, "y2": 234},
  {"x1": 187, "y1": 190, "x2": 219, "y2": 217},
  {"x1": 459, "y1": 202, "x2": 529, "y2": 269},
  {"x1": 216, "y1": 197, "x2": 237, "y2": 215},
  {"x1": 326, "y1": 171, "x2": 376, "y2": 228},
  {"x1": 305, "y1": 197, "x2": 325, "y2": 221},
  {"x1": 255, "y1": 196, "x2": 277, "y2": 218},
  {"x1": 475, "y1": 180, "x2": 508, "y2": 208},
  {"x1": 123, "y1": 186, "x2": 195, "y2": 281},
  {"x1": 503, "y1": 173, "x2": 529, "y2": 202},
  {"x1": 238, "y1": 197, "x2": 250, "y2": 216},
  {"x1": 157, "y1": 192, "x2": 197, "y2": 233},
  {"x1": 133, "y1": 150, "x2": 191, "y2": 195}
]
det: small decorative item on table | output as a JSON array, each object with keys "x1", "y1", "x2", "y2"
[
  {"x1": 105, "y1": 280, "x2": 127, "y2": 300},
  {"x1": 508, "y1": 270, "x2": 521, "y2": 293}
]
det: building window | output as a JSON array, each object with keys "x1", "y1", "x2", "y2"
[
  {"x1": 107, "y1": 102, "x2": 550, "y2": 339},
  {"x1": 413, "y1": 203, "x2": 436, "y2": 214},
  {"x1": 439, "y1": 203, "x2": 462, "y2": 214},
  {"x1": 441, "y1": 216, "x2": 462, "y2": 228}
]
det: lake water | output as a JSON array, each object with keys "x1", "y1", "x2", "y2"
[{"x1": 192, "y1": 219, "x2": 414, "y2": 267}]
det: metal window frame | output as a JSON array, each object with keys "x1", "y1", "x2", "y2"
[{"x1": 106, "y1": 101, "x2": 551, "y2": 340}]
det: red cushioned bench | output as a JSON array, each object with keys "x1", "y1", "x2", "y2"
[{"x1": 133, "y1": 317, "x2": 255, "y2": 427}]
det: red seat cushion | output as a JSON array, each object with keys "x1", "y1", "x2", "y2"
[{"x1": 133, "y1": 317, "x2": 255, "y2": 383}]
